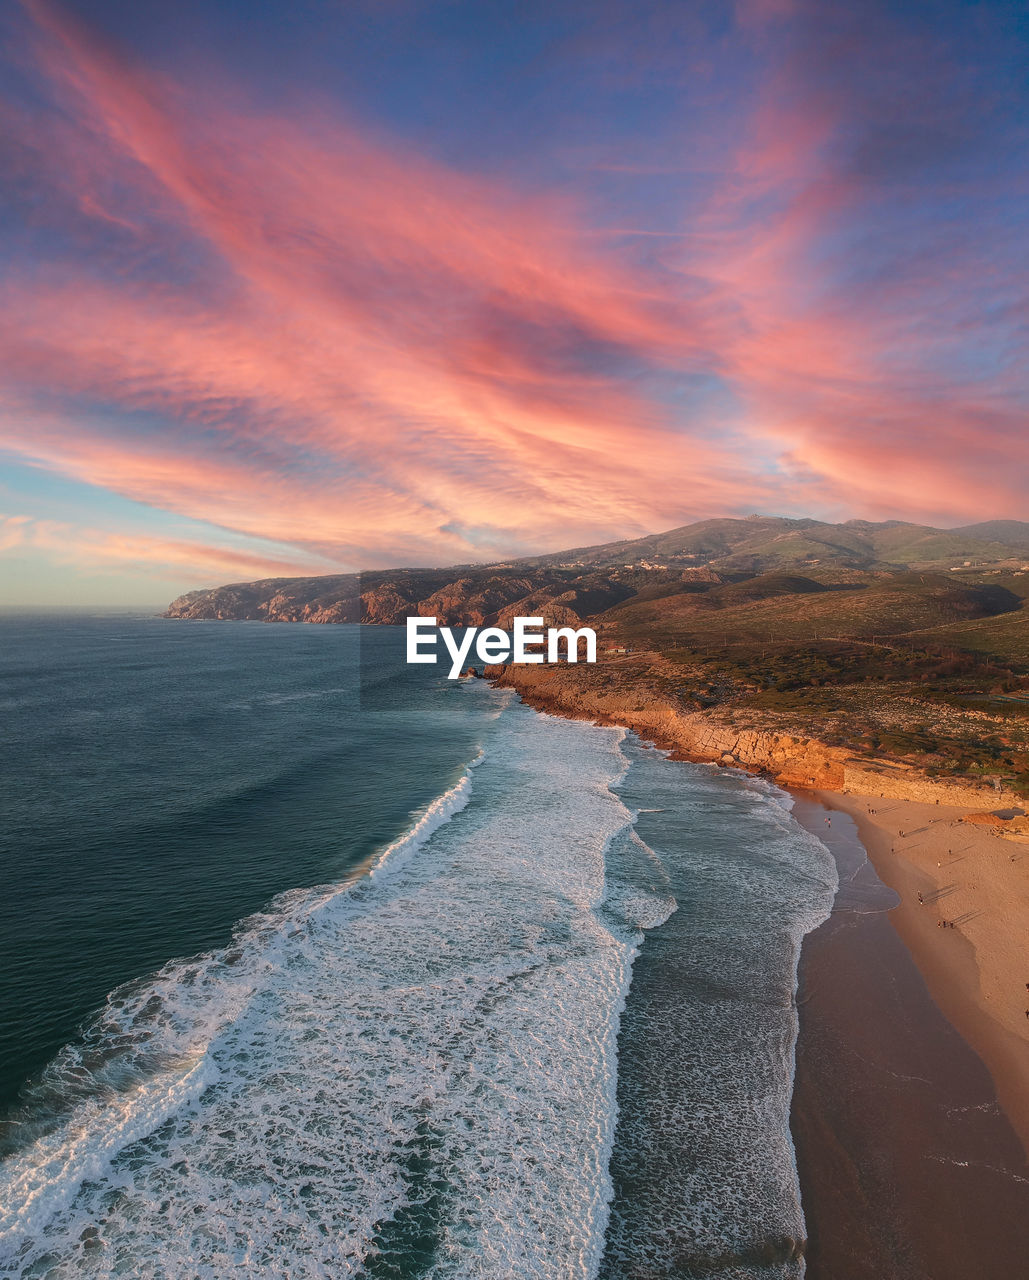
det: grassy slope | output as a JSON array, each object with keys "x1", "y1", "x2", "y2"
[
  {"x1": 593, "y1": 570, "x2": 1029, "y2": 794},
  {"x1": 519, "y1": 516, "x2": 1029, "y2": 571},
  {"x1": 597, "y1": 573, "x2": 1022, "y2": 646}
]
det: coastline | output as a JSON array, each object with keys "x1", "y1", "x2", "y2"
[
  {"x1": 486, "y1": 661, "x2": 1029, "y2": 1268},
  {"x1": 811, "y1": 789, "x2": 1029, "y2": 1154},
  {"x1": 788, "y1": 796, "x2": 1029, "y2": 1278}
]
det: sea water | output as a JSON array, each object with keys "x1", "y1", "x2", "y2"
[{"x1": 0, "y1": 616, "x2": 836, "y2": 1278}]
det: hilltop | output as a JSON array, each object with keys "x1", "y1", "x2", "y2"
[{"x1": 516, "y1": 515, "x2": 1029, "y2": 573}]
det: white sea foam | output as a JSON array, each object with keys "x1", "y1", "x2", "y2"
[
  {"x1": 0, "y1": 699, "x2": 671, "y2": 1278},
  {"x1": 595, "y1": 746, "x2": 837, "y2": 1280},
  {"x1": 368, "y1": 751, "x2": 482, "y2": 879}
]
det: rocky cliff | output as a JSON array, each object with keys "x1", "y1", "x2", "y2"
[
  {"x1": 487, "y1": 659, "x2": 1022, "y2": 807},
  {"x1": 165, "y1": 568, "x2": 632, "y2": 628}
]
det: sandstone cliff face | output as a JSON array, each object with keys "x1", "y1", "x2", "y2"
[
  {"x1": 360, "y1": 587, "x2": 415, "y2": 624},
  {"x1": 487, "y1": 661, "x2": 1021, "y2": 808},
  {"x1": 303, "y1": 599, "x2": 361, "y2": 623}
]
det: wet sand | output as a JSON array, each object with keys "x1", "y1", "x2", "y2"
[
  {"x1": 789, "y1": 796, "x2": 1029, "y2": 1280},
  {"x1": 814, "y1": 790, "x2": 1029, "y2": 1151}
]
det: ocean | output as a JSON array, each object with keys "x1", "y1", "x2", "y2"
[{"x1": 0, "y1": 614, "x2": 837, "y2": 1278}]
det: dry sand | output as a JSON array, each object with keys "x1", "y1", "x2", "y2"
[{"x1": 816, "y1": 790, "x2": 1029, "y2": 1153}]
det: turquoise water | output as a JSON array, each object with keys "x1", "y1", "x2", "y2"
[{"x1": 0, "y1": 616, "x2": 836, "y2": 1277}]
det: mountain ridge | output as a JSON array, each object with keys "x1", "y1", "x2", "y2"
[{"x1": 164, "y1": 516, "x2": 1029, "y2": 626}]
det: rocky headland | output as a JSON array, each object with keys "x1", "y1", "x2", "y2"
[{"x1": 164, "y1": 515, "x2": 1029, "y2": 805}]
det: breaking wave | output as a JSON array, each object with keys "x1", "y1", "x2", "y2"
[{"x1": 0, "y1": 698, "x2": 673, "y2": 1278}]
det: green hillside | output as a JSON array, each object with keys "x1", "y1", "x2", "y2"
[{"x1": 518, "y1": 515, "x2": 1029, "y2": 573}]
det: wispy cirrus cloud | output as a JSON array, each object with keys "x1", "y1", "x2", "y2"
[
  {"x1": 1, "y1": 0, "x2": 765, "y2": 578},
  {"x1": 1, "y1": 0, "x2": 1027, "y2": 593}
]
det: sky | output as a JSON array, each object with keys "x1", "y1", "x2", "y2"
[{"x1": 1, "y1": 0, "x2": 1027, "y2": 604}]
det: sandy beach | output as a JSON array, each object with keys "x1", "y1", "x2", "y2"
[
  {"x1": 815, "y1": 790, "x2": 1029, "y2": 1153},
  {"x1": 486, "y1": 659, "x2": 1029, "y2": 1265},
  {"x1": 789, "y1": 795, "x2": 1029, "y2": 1279}
]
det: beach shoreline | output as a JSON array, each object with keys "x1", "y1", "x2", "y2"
[
  {"x1": 812, "y1": 789, "x2": 1029, "y2": 1156},
  {"x1": 486, "y1": 663, "x2": 1029, "y2": 1270},
  {"x1": 788, "y1": 795, "x2": 1029, "y2": 1279},
  {"x1": 486, "y1": 661, "x2": 1029, "y2": 1145}
]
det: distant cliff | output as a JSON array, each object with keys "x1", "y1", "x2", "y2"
[{"x1": 163, "y1": 567, "x2": 634, "y2": 628}]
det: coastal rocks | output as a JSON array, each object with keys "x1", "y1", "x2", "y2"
[
  {"x1": 163, "y1": 585, "x2": 269, "y2": 620},
  {"x1": 963, "y1": 811, "x2": 1009, "y2": 827},
  {"x1": 303, "y1": 598, "x2": 361, "y2": 623},
  {"x1": 360, "y1": 586, "x2": 414, "y2": 624},
  {"x1": 415, "y1": 577, "x2": 538, "y2": 627},
  {"x1": 164, "y1": 567, "x2": 638, "y2": 628},
  {"x1": 262, "y1": 592, "x2": 307, "y2": 622},
  {"x1": 962, "y1": 810, "x2": 1029, "y2": 839}
]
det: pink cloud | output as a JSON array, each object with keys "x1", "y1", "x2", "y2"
[
  {"x1": 0, "y1": 512, "x2": 329, "y2": 582},
  {"x1": 1, "y1": 0, "x2": 1025, "y2": 589},
  {"x1": 3, "y1": 0, "x2": 774, "y2": 567}
]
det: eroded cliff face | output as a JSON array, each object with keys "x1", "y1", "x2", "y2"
[
  {"x1": 487, "y1": 660, "x2": 847, "y2": 787},
  {"x1": 165, "y1": 571, "x2": 629, "y2": 628},
  {"x1": 413, "y1": 577, "x2": 538, "y2": 627},
  {"x1": 163, "y1": 575, "x2": 362, "y2": 621},
  {"x1": 487, "y1": 660, "x2": 1021, "y2": 807}
]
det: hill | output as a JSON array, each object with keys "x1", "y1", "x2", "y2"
[
  {"x1": 514, "y1": 516, "x2": 1029, "y2": 573},
  {"x1": 164, "y1": 516, "x2": 1029, "y2": 624}
]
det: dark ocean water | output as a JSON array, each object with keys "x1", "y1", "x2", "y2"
[
  {"x1": 0, "y1": 614, "x2": 836, "y2": 1278},
  {"x1": 0, "y1": 615, "x2": 484, "y2": 1115}
]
